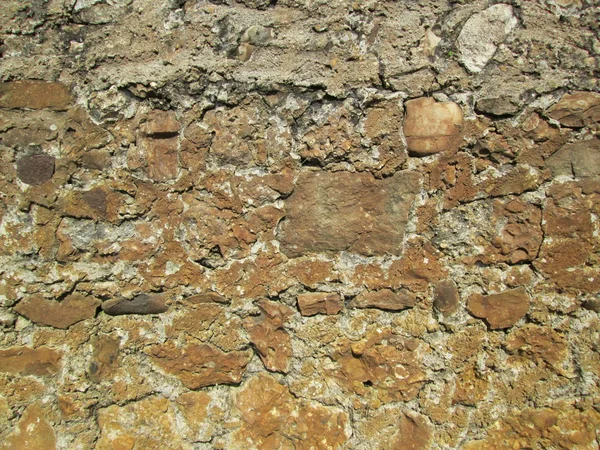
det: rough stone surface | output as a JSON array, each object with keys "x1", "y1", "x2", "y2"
[
  {"x1": 297, "y1": 292, "x2": 343, "y2": 316},
  {"x1": 0, "y1": 347, "x2": 61, "y2": 376},
  {"x1": 547, "y1": 91, "x2": 600, "y2": 128},
  {"x1": 1, "y1": 1, "x2": 599, "y2": 448},
  {"x1": 433, "y1": 280, "x2": 460, "y2": 317},
  {"x1": 16, "y1": 154, "x2": 55, "y2": 185},
  {"x1": 279, "y1": 170, "x2": 421, "y2": 257},
  {"x1": 403, "y1": 97, "x2": 464, "y2": 156},
  {"x1": 0, "y1": 81, "x2": 72, "y2": 110},
  {"x1": 457, "y1": 4, "x2": 518, "y2": 73},
  {"x1": 102, "y1": 293, "x2": 168, "y2": 315},
  {"x1": 14, "y1": 294, "x2": 100, "y2": 329},
  {"x1": 350, "y1": 289, "x2": 416, "y2": 311},
  {"x1": 149, "y1": 342, "x2": 252, "y2": 389},
  {"x1": 467, "y1": 288, "x2": 530, "y2": 329}
]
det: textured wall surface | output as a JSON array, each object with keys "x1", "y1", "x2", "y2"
[{"x1": 0, "y1": 0, "x2": 600, "y2": 449}]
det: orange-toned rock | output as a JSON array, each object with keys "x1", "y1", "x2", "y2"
[
  {"x1": 96, "y1": 396, "x2": 193, "y2": 450},
  {"x1": 244, "y1": 300, "x2": 294, "y2": 373},
  {"x1": 88, "y1": 334, "x2": 121, "y2": 383},
  {"x1": 329, "y1": 335, "x2": 426, "y2": 403},
  {"x1": 547, "y1": 91, "x2": 600, "y2": 128},
  {"x1": 136, "y1": 110, "x2": 180, "y2": 181},
  {"x1": 0, "y1": 80, "x2": 72, "y2": 111},
  {"x1": 350, "y1": 288, "x2": 415, "y2": 311},
  {"x1": 149, "y1": 341, "x2": 251, "y2": 389},
  {"x1": 394, "y1": 412, "x2": 433, "y2": 450},
  {"x1": 506, "y1": 325, "x2": 569, "y2": 373},
  {"x1": 14, "y1": 293, "x2": 99, "y2": 329},
  {"x1": 0, "y1": 346, "x2": 61, "y2": 376},
  {"x1": 176, "y1": 391, "x2": 219, "y2": 442},
  {"x1": 232, "y1": 373, "x2": 349, "y2": 449},
  {"x1": 279, "y1": 170, "x2": 421, "y2": 257},
  {"x1": 467, "y1": 288, "x2": 530, "y2": 329},
  {"x1": 297, "y1": 292, "x2": 343, "y2": 316},
  {"x1": 0, "y1": 401, "x2": 56, "y2": 450},
  {"x1": 403, "y1": 97, "x2": 463, "y2": 156}
]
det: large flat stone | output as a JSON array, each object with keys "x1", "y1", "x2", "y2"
[
  {"x1": 279, "y1": 170, "x2": 421, "y2": 257},
  {"x1": 0, "y1": 81, "x2": 72, "y2": 111}
]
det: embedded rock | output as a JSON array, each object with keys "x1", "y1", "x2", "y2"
[
  {"x1": 149, "y1": 342, "x2": 252, "y2": 389},
  {"x1": 0, "y1": 81, "x2": 72, "y2": 110},
  {"x1": 16, "y1": 154, "x2": 55, "y2": 185},
  {"x1": 102, "y1": 293, "x2": 168, "y2": 315},
  {"x1": 136, "y1": 110, "x2": 180, "y2": 181},
  {"x1": 232, "y1": 373, "x2": 350, "y2": 449},
  {"x1": 0, "y1": 402, "x2": 56, "y2": 450},
  {"x1": 88, "y1": 334, "x2": 121, "y2": 383},
  {"x1": 546, "y1": 138, "x2": 600, "y2": 178},
  {"x1": 394, "y1": 412, "x2": 433, "y2": 450},
  {"x1": 350, "y1": 289, "x2": 416, "y2": 311},
  {"x1": 467, "y1": 288, "x2": 530, "y2": 329},
  {"x1": 0, "y1": 346, "x2": 62, "y2": 376},
  {"x1": 297, "y1": 292, "x2": 343, "y2": 316},
  {"x1": 547, "y1": 91, "x2": 600, "y2": 128},
  {"x1": 244, "y1": 300, "x2": 293, "y2": 373},
  {"x1": 457, "y1": 4, "x2": 518, "y2": 73},
  {"x1": 433, "y1": 280, "x2": 460, "y2": 317},
  {"x1": 403, "y1": 97, "x2": 464, "y2": 156},
  {"x1": 97, "y1": 396, "x2": 192, "y2": 450},
  {"x1": 14, "y1": 294, "x2": 100, "y2": 329},
  {"x1": 279, "y1": 170, "x2": 421, "y2": 257}
]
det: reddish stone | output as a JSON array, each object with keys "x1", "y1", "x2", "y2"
[
  {"x1": 547, "y1": 91, "x2": 600, "y2": 128},
  {"x1": 14, "y1": 293, "x2": 100, "y2": 329},
  {"x1": 149, "y1": 342, "x2": 251, "y2": 389},
  {"x1": 16, "y1": 154, "x2": 55, "y2": 185},
  {"x1": 0, "y1": 80, "x2": 72, "y2": 111},
  {"x1": 102, "y1": 293, "x2": 168, "y2": 315},
  {"x1": 0, "y1": 346, "x2": 62, "y2": 376},
  {"x1": 297, "y1": 292, "x2": 343, "y2": 316},
  {"x1": 404, "y1": 97, "x2": 463, "y2": 156},
  {"x1": 279, "y1": 170, "x2": 421, "y2": 257},
  {"x1": 467, "y1": 288, "x2": 530, "y2": 329},
  {"x1": 350, "y1": 289, "x2": 415, "y2": 311},
  {"x1": 244, "y1": 300, "x2": 294, "y2": 373}
]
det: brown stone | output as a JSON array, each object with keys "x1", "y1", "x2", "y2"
[
  {"x1": 244, "y1": 300, "x2": 293, "y2": 373},
  {"x1": 393, "y1": 412, "x2": 433, "y2": 450},
  {"x1": 0, "y1": 346, "x2": 62, "y2": 376},
  {"x1": 102, "y1": 293, "x2": 168, "y2": 315},
  {"x1": 81, "y1": 188, "x2": 107, "y2": 213},
  {"x1": 88, "y1": 334, "x2": 121, "y2": 383},
  {"x1": 0, "y1": 81, "x2": 72, "y2": 111},
  {"x1": 97, "y1": 396, "x2": 192, "y2": 450},
  {"x1": 176, "y1": 391, "x2": 218, "y2": 442},
  {"x1": 140, "y1": 110, "x2": 180, "y2": 136},
  {"x1": 506, "y1": 325, "x2": 569, "y2": 373},
  {"x1": 403, "y1": 97, "x2": 463, "y2": 156},
  {"x1": 350, "y1": 289, "x2": 416, "y2": 311},
  {"x1": 0, "y1": 402, "x2": 56, "y2": 450},
  {"x1": 546, "y1": 138, "x2": 600, "y2": 179},
  {"x1": 434, "y1": 280, "x2": 459, "y2": 316},
  {"x1": 279, "y1": 170, "x2": 421, "y2": 257},
  {"x1": 232, "y1": 373, "x2": 349, "y2": 449},
  {"x1": 149, "y1": 341, "x2": 251, "y2": 389},
  {"x1": 183, "y1": 292, "x2": 230, "y2": 305},
  {"x1": 547, "y1": 91, "x2": 600, "y2": 128},
  {"x1": 330, "y1": 335, "x2": 426, "y2": 403},
  {"x1": 467, "y1": 288, "x2": 530, "y2": 329},
  {"x1": 16, "y1": 154, "x2": 55, "y2": 185},
  {"x1": 14, "y1": 293, "x2": 100, "y2": 329},
  {"x1": 297, "y1": 292, "x2": 343, "y2": 316}
]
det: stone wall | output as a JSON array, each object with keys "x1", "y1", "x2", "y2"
[{"x1": 0, "y1": 0, "x2": 599, "y2": 449}]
